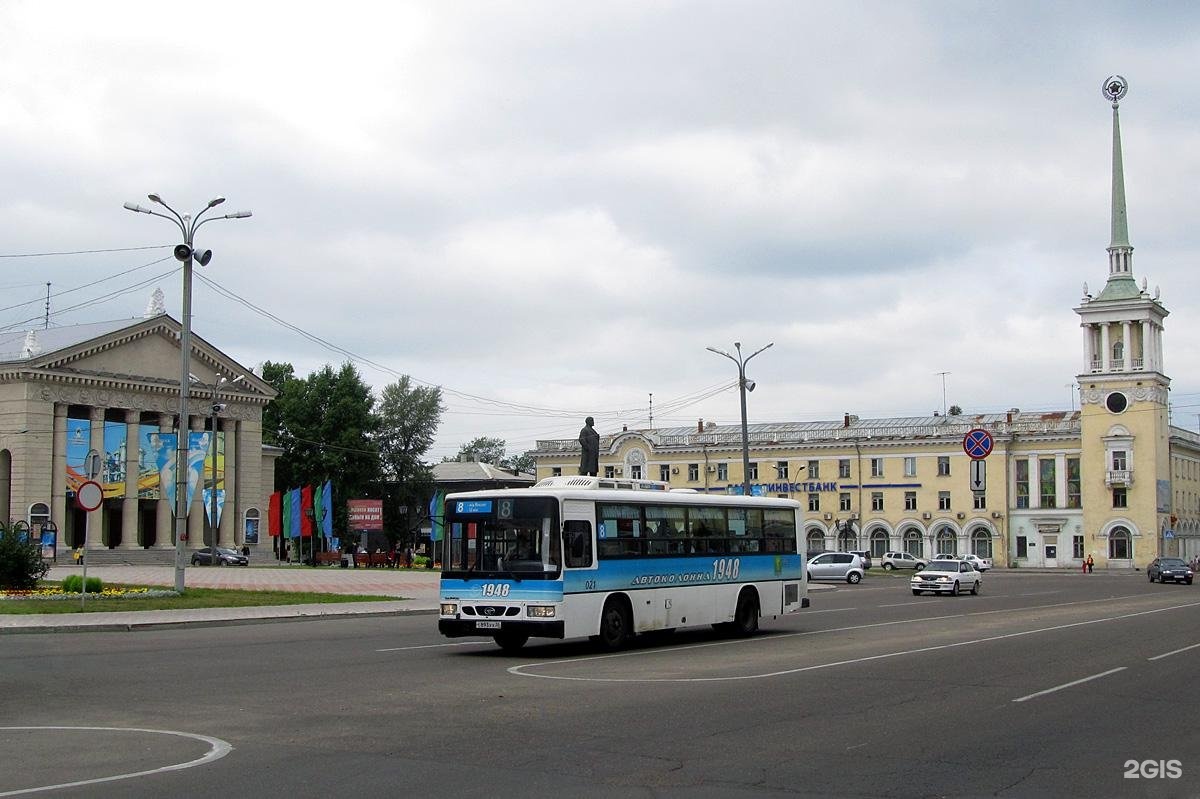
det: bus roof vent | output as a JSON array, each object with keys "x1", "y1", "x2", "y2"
[{"x1": 533, "y1": 476, "x2": 669, "y2": 491}]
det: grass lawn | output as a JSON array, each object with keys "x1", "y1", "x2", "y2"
[{"x1": 0, "y1": 584, "x2": 401, "y2": 615}]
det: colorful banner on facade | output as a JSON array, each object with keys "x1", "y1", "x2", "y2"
[
  {"x1": 289, "y1": 489, "x2": 302, "y2": 539},
  {"x1": 202, "y1": 488, "x2": 226, "y2": 529},
  {"x1": 301, "y1": 485, "x2": 314, "y2": 538},
  {"x1": 65, "y1": 418, "x2": 90, "y2": 494}
]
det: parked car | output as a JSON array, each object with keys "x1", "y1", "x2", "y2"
[
  {"x1": 191, "y1": 546, "x2": 249, "y2": 566},
  {"x1": 911, "y1": 559, "x2": 981, "y2": 596},
  {"x1": 808, "y1": 552, "x2": 865, "y2": 584},
  {"x1": 848, "y1": 550, "x2": 873, "y2": 570},
  {"x1": 882, "y1": 551, "x2": 927, "y2": 571},
  {"x1": 959, "y1": 553, "x2": 992, "y2": 572},
  {"x1": 1147, "y1": 557, "x2": 1194, "y2": 584}
]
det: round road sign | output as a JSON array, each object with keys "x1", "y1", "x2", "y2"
[
  {"x1": 963, "y1": 428, "x2": 994, "y2": 460},
  {"x1": 77, "y1": 480, "x2": 104, "y2": 512}
]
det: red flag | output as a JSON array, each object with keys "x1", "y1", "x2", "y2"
[
  {"x1": 268, "y1": 491, "x2": 282, "y2": 537},
  {"x1": 301, "y1": 485, "x2": 314, "y2": 538}
]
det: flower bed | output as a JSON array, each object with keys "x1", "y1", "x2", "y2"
[{"x1": 0, "y1": 587, "x2": 179, "y2": 601}]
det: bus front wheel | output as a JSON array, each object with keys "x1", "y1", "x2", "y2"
[
  {"x1": 597, "y1": 598, "x2": 632, "y2": 651},
  {"x1": 494, "y1": 632, "x2": 529, "y2": 652}
]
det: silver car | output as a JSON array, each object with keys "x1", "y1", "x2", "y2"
[
  {"x1": 882, "y1": 551, "x2": 927, "y2": 571},
  {"x1": 808, "y1": 552, "x2": 865, "y2": 584}
]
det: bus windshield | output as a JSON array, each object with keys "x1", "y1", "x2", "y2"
[{"x1": 444, "y1": 496, "x2": 560, "y2": 578}]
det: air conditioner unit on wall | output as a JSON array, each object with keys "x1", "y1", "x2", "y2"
[
  {"x1": 823, "y1": 513, "x2": 832, "y2": 520},
  {"x1": 706, "y1": 465, "x2": 716, "y2": 473},
  {"x1": 956, "y1": 512, "x2": 965, "y2": 519},
  {"x1": 671, "y1": 467, "x2": 679, "y2": 474},
  {"x1": 991, "y1": 511, "x2": 1003, "y2": 519},
  {"x1": 922, "y1": 512, "x2": 932, "y2": 520}
]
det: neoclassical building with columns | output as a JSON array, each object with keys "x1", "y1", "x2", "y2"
[
  {"x1": 532, "y1": 80, "x2": 1200, "y2": 570},
  {"x1": 0, "y1": 306, "x2": 278, "y2": 558}
]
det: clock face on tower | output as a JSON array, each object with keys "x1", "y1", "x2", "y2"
[{"x1": 1105, "y1": 392, "x2": 1128, "y2": 414}]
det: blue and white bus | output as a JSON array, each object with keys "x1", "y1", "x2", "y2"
[{"x1": 438, "y1": 476, "x2": 808, "y2": 651}]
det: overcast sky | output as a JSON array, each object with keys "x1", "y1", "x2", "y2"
[{"x1": 3, "y1": 1, "x2": 1199, "y2": 462}]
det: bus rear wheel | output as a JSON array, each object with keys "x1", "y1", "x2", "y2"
[
  {"x1": 730, "y1": 590, "x2": 760, "y2": 637},
  {"x1": 596, "y1": 598, "x2": 632, "y2": 651},
  {"x1": 493, "y1": 632, "x2": 529, "y2": 652}
]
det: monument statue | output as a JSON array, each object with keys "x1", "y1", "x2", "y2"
[{"x1": 578, "y1": 416, "x2": 600, "y2": 476}]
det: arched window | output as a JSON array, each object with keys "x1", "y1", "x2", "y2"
[
  {"x1": 970, "y1": 528, "x2": 992, "y2": 559},
  {"x1": 903, "y1": 528, "x2": 923, "y2": 558},
  {"x1": 1109, "y1": 526, "x2": 1131, "y2": 560},
  {"x1": 806, "y1": 529, "x2": 825, "y2": 553},
  {"x1": 869, "y1": 528, "x2": 889, "y2": 558},
  {"x1": 28, "y1": 502, "x2": 50, "y2": 528},
  {"x1": 243, "y1": 508, "x2": 261, "y2": 545},
  {"x1": 935, "y1": 526, "x2": 957, "y2": 556},
  {"x1": 837, "y1": 526, "x2": 857, "y2": 552},
  {"x1": 1112, "y1": 340, "x2": 1124, "y2": 362}
]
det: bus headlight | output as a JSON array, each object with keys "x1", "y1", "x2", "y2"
[
  {"x1": 526, "y1": 605, "x2": 556, "y2": 618},
  {"x1": 440, "y1": 603, "x2": 458, "y2": 615}
]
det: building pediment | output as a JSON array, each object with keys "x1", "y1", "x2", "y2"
[{"x1": 0, "y1": 316, "x2": 275, "y2": 413}]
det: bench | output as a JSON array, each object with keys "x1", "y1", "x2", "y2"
[
  {"x1": 354, "y1": 553, "x2": 392, "y2": 568},
  {"x1": 315, "y1": 552, "x2": 345, "y2": 566}
]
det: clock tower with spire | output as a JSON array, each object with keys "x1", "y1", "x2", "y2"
[{"x1": 1075, "y1": 76, "x2": 1171, "y2": 568}]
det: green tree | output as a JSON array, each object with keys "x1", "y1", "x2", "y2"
[
  {"x1": 948, "y1": 405, "x2": 963, "y2": 416},
  {"x1": 0, "y1": 523, "x2": 50, "y2": 590},
  {"x1": 262, "y1": 361, "x2": 380, "y2": 538},
  {"x1": 376, "y1": 376, "x2": 444, "y2": 544},
  {"x1": 447, "y1": 436, "x2": 507, "y2": 465},
  {"x1": 504, "y1": 451, "x2": 536, "y2": 474}
]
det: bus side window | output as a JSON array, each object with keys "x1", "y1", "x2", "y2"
[{"x1": 563, "y1": 520, "x2": 593, "y2": 568}]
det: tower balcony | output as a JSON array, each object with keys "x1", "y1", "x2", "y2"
[{"x1": 1105, "y1": 469, "x2": 1133, "y2": 487}]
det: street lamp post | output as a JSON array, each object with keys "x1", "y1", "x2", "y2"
[
  {"x1": 123, "y1": 195, "x2": 251, "y2": 592},
  {"x1": 706, "y1": 341, "x2": 774, "y2": 498}
]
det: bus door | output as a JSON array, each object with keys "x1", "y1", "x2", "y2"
[{"x1": 561, "y1": 500, "x2": 597, "y2": 595}]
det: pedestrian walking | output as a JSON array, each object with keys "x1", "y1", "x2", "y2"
[{"x1": 1086, "y1": 554, "x2": 1094, "y2": 573}]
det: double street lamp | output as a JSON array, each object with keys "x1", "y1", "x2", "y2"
[
  {"x1": 124, "y1": 195, "x2": 251, "y2": 592},
  {"x1": 706, "y1": 341, "x2": 773, "y2": 498}
]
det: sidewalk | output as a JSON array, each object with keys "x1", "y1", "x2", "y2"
[{"x1": 1, "y1": 565, "x2": 441, "y2": 635}]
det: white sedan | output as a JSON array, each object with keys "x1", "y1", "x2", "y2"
[
  {"x1": 960, "y1": 553, "x2": 992, "y2": 572},
  {"x1": 911, "y1": 559, "x2": 982, "y2": 596}
]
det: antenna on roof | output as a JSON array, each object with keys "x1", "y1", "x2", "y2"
[
  {"x1": 44, "y1": 283, "x2": 50, "y2": 329},
  {"x1": 649, "y1": 393, "x2": 653, "y2": 430}
]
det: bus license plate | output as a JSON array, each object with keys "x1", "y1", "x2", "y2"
[{"x1": 475, "y1": 620, "x2": 501, "y2": 630}]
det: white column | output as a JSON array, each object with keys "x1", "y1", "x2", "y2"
[
  {"x1": 51, "y1": 405, "x2": 67, "y2": 551},
  {"x1": 1099, "y1": 325, "x2": 1110, "y2": 371},
  {"x1": 1155, "y1": 324, "x2": 1165, "y2": 373},
  {"x1": 121, "y1": 409, "x2": 140, "y2": 548},
  {"x1": 1084, "y1": 325, "x2": 1096, "y2": 371},
  {"x1": 218, "y1": 418, "x2": 237, "y2": 548},
  {"x1": 1139, "y1": 320, "x2": 1151, "y2": 371},
  {"x1": 1028, "y1": 455, "x2": 1040, "y2": 509},
  {"x1": 1121, "y1": 322, "x2": 1131, "y2": 370},
  {"x1": 86, "y1": 407, "x2": 105, "y2": 548}
]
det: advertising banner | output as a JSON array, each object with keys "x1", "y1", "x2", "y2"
[
  {"x1": 158, "y1": 432, "x2": 225, "y2": 516},
  {"x1": 348, "y1": 499, "x2": 383, "y2": 532}
]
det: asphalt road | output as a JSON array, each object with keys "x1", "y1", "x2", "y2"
[{"x1": 2, "y1": 571, "x2": 1197, "y2": 798}]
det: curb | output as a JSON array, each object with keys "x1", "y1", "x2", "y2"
[{"x1": 0, "y1": 606, "x2": 438, "y2": 636}]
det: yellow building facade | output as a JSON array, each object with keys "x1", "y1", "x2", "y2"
[{"x1": 532, "y1": 80, "x2": 1200, "y2": 570}]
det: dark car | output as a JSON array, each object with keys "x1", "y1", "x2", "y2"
[
  {"x1": 191, "y1": 546, "x2": 249, "y2": 567},
  {"x1": 1147, "y1": 557, "x2": 1193, "y2": 584}
]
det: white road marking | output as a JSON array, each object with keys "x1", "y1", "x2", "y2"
[
  {"x1": 0, "y1": 726, "x2": 231, "y2": 797},
  {"x1": 804, "y1": 607, "x2": 857, "y2": 614},
  {"x1": 1147, "y1": 641, "x2": 1200, "y2": 661},
  {"x1": 1011, "y1": 667, "x2": 1127, "y2": 703},
  {"x1": 878, "y1": 601, "x2": 933, "y2": 608},
  {"x1": 377, "y1": 641, "x2": 491, "y2": 652},
  {"x1": 508, "y1": 600, "x2": 1200, "y2": 683}
]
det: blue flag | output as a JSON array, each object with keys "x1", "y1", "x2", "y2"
[
  {"x1": 321, "y1": 481, "x2": 333, "y2": 538},
  {"x1": 289, "y1": 489, "x2": 302, "y2": 539}
]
